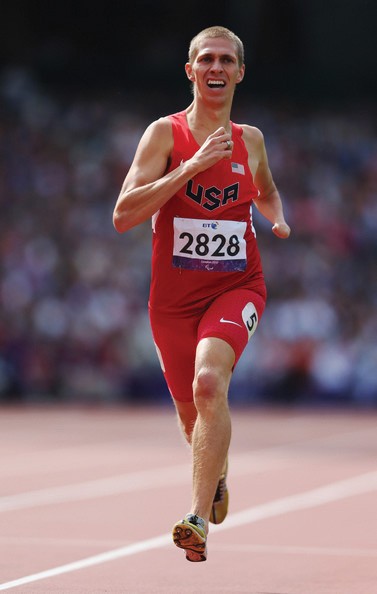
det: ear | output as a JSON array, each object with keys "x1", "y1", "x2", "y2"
[
  {"x1": 236, "y1": 64, "x2": 245, "y2": 84},
  {"x1": 185, "y1": 62, "x2": 194, "y2": 81}
]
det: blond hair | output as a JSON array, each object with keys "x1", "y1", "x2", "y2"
[{"x1": 188, "y1": 26, "x2": 244, "y2": 67}]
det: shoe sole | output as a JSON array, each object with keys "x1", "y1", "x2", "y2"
[{"x1": 172, "y1": 520, "x2": 207, "y2": 562}]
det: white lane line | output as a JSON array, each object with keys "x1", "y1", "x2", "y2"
[
  {"x1": 0, "y1": 469, "x2": 376, "y2": 591},
  {"x1": 0, "y1": 440, "x2": 152, "y2": 478},
  {"x1": 0, "y1": 454, "x2": 291, "y2": 513},
  {"x1": 210, "y1": 469, "x2": 377, "y2": 535},
  {"x1": 7, "y1": 538, "x2": 377, "y2": 558},
  {"x1": 2, "y1": 425, "x2": 376, "y2": 514},
  {"x1": 1, "y1": 417, "x2": 376, "y2": 479},
  {"x1": 212, "y1": 543, "x2": 377, "y2": 557},
  {"x1": 0, "y1": 535, "x2": 171, "y2": 591},
  {"x1": 0, "y1": 464, "x2": 189, "y2": 513}
]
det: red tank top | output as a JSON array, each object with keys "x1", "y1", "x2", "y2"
[{"x1": 149, "y1": 110, "x2": 266, "y2": 316}]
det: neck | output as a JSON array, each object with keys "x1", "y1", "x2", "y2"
[{"x1": 185, "y1": 100, "x2": 232, "y2": 135}]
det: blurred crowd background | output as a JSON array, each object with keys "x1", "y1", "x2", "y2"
[{"x1": 0, "y1": 0, "x2": 376, "y2": 406}]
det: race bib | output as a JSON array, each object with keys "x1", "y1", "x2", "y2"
[{"x1": 173, "y1": 217, "x2": 247, "y2": 272}]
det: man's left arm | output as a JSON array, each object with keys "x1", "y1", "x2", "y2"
[{"x1": 246, "y1": 127, "x2": 291, "y2": 239}]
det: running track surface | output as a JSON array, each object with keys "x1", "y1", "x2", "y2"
[{"x1": 0, "y1": 405, "x2": 376, "y2": 593}]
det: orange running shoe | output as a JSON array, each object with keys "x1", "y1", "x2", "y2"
[{"x1": 172, "y1": 513, "x2": 207, "y2": 562}]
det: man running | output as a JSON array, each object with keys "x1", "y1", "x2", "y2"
[{"x1": 113, "y1": 25, "x2": 291, "y2": 562}]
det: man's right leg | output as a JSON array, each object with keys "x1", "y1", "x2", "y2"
[
  {"x1": 172, "y1": 337, "x2": 234, "y2": 561},
  {"x1": 150, "y1": 311, "x2": 232, "y2": 560},
  {"x1": 189, "y1": 337, "x2": 234, "y2": 527}
]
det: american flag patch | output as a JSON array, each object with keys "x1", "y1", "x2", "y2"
[{"x1": 231, "y1": 162, "x2": 245, "y2": 175}]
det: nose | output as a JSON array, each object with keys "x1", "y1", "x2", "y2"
[{"x1": 210, "y1": 59, "x2": 223, "y2": 72}]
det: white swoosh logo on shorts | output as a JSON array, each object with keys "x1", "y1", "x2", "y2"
[{"x1": 220, "y1": 317, "x2": 243, "y2": 328}]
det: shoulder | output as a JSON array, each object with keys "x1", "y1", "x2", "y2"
[
  {"x1": 139, "y1": 116, "x2": 173, "y2": 154},
  {"x1": 239, "y1": 124, "x2": 265, "y2": 148},
  {"x1": 146, "y1": 116, "x2": 173, "y2": 139},
  {"x1": 238, "y1": 124, "x2": 267, "y2": 162}
]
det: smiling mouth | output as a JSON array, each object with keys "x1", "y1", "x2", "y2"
[{"x1": 207, "y1": 80, "x2": 225, "y2": 88}]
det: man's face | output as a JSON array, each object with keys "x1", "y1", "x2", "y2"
[{"x1": 186, "y1": 37, "x2": 245, "y2": 102}]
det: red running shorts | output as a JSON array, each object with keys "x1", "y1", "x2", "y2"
[{"x1": 149, "y1": 287, "x2": 266, "y2": 403}]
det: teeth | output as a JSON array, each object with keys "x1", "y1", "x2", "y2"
[{"x1": 208, "y1": 80, "x2": 225, "y2": 86}]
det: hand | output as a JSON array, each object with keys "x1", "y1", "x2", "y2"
[
  {"x1": 272, "y1": 221, "x2": 291, "y2": 239},
  {"x1": 191, "y1": 127, "x2": 233, "y2": 173}
]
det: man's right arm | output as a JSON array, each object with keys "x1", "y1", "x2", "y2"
[
  {"x1": 114, "y1": 118, "x2": 187, "y2": 232},
  {"x1": 113, "y1": 120, "x2": 233, "y2": 233}
]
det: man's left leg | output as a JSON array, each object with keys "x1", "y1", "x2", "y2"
[{"x1": 173, "y1": 400, "x2": 197, "y2": 445}]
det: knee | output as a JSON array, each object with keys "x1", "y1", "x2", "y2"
[{"x1": 193, "y1": 367, "x2": 227, "y2": 410}]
